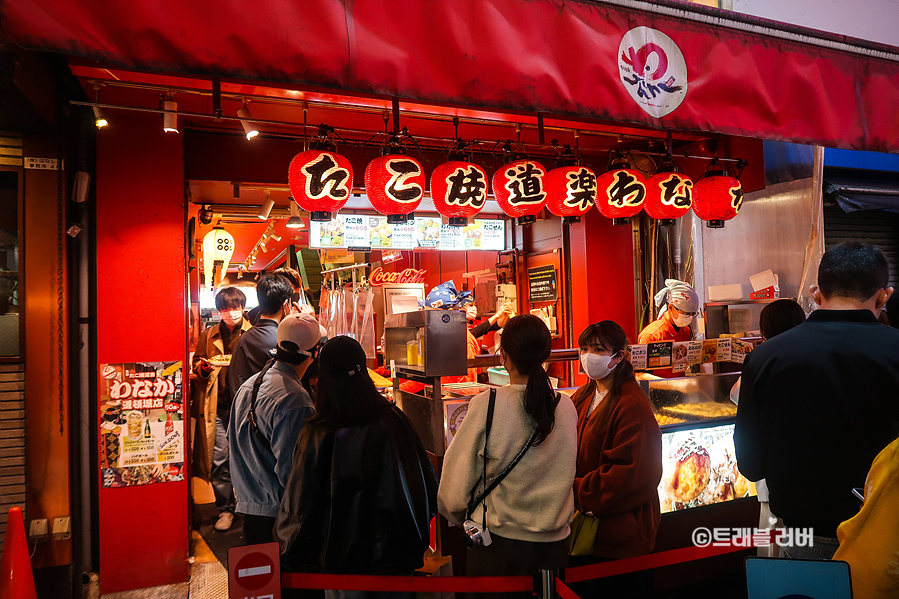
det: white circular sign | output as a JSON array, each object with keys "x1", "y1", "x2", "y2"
[{"x1": 618, "y1": 27, "x2": 688, "y2": 118}]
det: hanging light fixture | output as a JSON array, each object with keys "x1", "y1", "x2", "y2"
[
  {"x1": 644, "y1": 155, "x2": 693, "y2": 226},
  {"x1": 365, "y1": 135, "x2": 425, "y2": 224},
  {"x1": 288, "y1": 125, "x2": 353, "y2": 221},
  {"x1": 545, "y1": 145, "x2": 597, "y2": 225},
  {"x1": 93, "y1": 106, "x2": 108, "y2": 129},
  {"x1": 692, "y1": 159, "x2": 744, "y2": 228},
  {"x1": 492, "y1": 146, "x2": 548, "y2": 226},
  {"x1": 595, "y1": 151, "x2": 647, "y2": 225},
  {"x1": 201, "y1": 227, "x2": 234, "y2": 289},
  {"x1": 286, "y1": 198, "x2": 305, "y2": 228},
  {"x1": 236, "y1": 102, "x2": 259, "y2": 140},
  {"x1": 162, "y1": 94, "x2": 178, "y2": 133},
  {"x1": 257, "y1": 192, "x2": 274, "y2": 220},
  {"x1": 92, "y1": 84, "x2": 108, "y2": 129},
  {"x1": 431, "y1": 144, "x2": 488, "y2": 226}
]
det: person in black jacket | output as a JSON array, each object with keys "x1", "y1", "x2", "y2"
[
  {"x1": 276, "y1": 336, "x2": 438, "y2": 595},
  {"x1": 735, "y1": 242, "x2": 899, "y2": 559}
]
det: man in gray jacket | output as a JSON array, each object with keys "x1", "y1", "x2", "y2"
[{"x1": 229, "y1": 312, "x2": 325, "y2": 544}]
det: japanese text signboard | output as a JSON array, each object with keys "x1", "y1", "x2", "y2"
[
  {"x1": 99, "y1": 361, "x2": 185, "y2": 487},
  {"x1": 310, "y1": 215, "x2": 505, "y2": 251},
  {"x1": 528, "y1": 265, "x2": 558, "y2": 303}
]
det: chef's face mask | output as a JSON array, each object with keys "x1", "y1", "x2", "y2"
[
  {"x1": 580, "y1": 351, "x2": 618, "y2": 381},
  {"x1": 671, "y1": 307, "x2": 696, "y2": 328}
]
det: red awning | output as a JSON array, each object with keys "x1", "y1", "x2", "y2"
[{"x1": 2, "y1": 0, "x2": 898, "y2": 152}]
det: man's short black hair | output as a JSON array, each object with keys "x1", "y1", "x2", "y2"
[
  {"x1": 272, "y1": 267, "x2": 302, "y2": 290},
  {"x1": 215, "y1": 287, "x2": 247, "y2": 311},
  {"x1": 818, "y1": 242, "x2": 890, "y2": 301},
  {"x1": 256, "y1": 274, "x2": 294, "y2": 316}
]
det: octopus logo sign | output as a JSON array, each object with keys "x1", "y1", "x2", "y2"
[{"x1": 618, "y1": 27, "x2": 688, "y2": 118}]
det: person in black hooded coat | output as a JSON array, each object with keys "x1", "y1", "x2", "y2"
[{"x1": 276, "y1": 336, "x2": 438, "y2": 587}]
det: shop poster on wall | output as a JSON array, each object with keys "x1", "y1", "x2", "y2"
[{"x1": 98, "y1": 361, "x2": 185, "y2": 488}]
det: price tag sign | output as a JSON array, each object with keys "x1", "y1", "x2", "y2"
[{"x1": 343, "y1": 215, "x2": 368, "y2": 248}]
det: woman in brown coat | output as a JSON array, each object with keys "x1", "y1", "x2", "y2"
[{"x1": 570, "y1": 321, "x2": 662, "y2": 597}]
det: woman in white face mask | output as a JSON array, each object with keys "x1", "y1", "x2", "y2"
[{"x1": 568, "y1": 321, "x2": 662, "y2": 597}]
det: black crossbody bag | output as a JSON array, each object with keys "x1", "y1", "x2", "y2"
[{"x1": 465, "y1": 388, "x2": 539, "y2": 521}]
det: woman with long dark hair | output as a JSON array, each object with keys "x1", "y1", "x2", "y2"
[
  {"x1": 275, "y1": 336, "x2": 438, "y2": 595},
  {"x1": 570, "y1": 321, "x2": 661, "y2": 597},
  {"x1": 438, "y1": 315, "x2": 577, "y2": 594}
]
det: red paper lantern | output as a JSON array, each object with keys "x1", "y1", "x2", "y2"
[
  {"x1": 645, "y1": 165, "x2": 694, "y2": 225},
  {"x1": 431, "y1": 159, "x2": 488, "y2": 226},
  {"x1": 492, "y1": 159, "x2": 548, "y2": 226},
  {"x1": 288, "y1": 142, "x2": 353, "y2": 221},
  {"x1": 596, "y1": 160, "x2": 647, "y2": 225},
  {"x1": 692, "y1": 167, "x2": 743, "y2": 228},
  {"x1": 545, "y1": 164, "x2": 597, "y2": 224},
  {"x1": 364, "y1": 152, "x2": 425, "y2": 224}
]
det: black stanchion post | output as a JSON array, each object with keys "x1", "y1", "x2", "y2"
[{"x1": 540, "y1": 569, "x2": 556, "y2": 599}]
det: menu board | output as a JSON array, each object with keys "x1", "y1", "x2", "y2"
[
  {"x1": 310, "y1": 215, "x2": 505, "y2": 251},
  {"x1": 99, "y1": 361, "x2": 185, "y2": 487},
  {"x1": 528, "y1": 265, "x2": 558, "y2": 302},
  {"x1": 658, "y1": 423, "x2": 755, "y2": 512},
  {"x1": 630, "y1": 337, "x2": 749, "y2": 371}
]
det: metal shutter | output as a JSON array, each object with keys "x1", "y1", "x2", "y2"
[
  {"x1": 824, "y1": 206, "x2": 899, "y2": 288},
  {"x1": 0, "y1": 364, "x2": 25, "y2": 547}
]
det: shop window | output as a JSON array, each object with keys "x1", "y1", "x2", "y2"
[{"x1": 0, "y1": 171, "x2": 20, "y2": 358}]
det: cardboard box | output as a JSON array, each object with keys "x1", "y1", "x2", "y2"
[{"x1": 708, "y1": 284, "x2": 743, "y2": 302}]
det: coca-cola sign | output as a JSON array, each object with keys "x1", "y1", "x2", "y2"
[{"x1": 370, "y1": 267, "x2": 427, "y2": 286}]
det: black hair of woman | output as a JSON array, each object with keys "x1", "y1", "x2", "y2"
[
  {"x1": 308, "y1": 335, "x2": 389, "y2": 428},
  {"x1": 759, "y1": 299, "x2": 806, "y2": 340},
  {"x1": 499, "y1": 314, "x2": 559, "y2": 445},
  {"x1": 572, "y1": 321, "x2": 636, "y2": 432}
]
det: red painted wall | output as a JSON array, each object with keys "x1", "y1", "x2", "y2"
[
  {"x1": 568, "y1": 209, "x2": 637, "y2": 341},
  {"x1": 96, "y1": 109, "x2": 189, "y2": 592}
]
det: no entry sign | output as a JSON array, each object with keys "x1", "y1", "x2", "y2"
[{"x1": 228, "y1": 542, "x2": 281, "y2": 599}]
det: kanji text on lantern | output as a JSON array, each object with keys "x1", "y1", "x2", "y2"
[
  {"x1": 565, "y1": 168, "x2": 597, "y2": 211},
  {"x1": 385, "y1": 158, "x2": 424, "y2": 203},
  {"x1": 504, "y1": 162, "x2": 546, "y2": 205},
  {"x1": 446, "y1": 166, "x2": 487, "y2": 208},
  {"x1": 606, "y1": 171, "x2": 646, "y2": 207},
  {"x1": 302, "y1": 153, "x2": 351, "y2": 200}
]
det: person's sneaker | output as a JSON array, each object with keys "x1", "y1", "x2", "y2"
[{"x1": 214, "y1": 511, "x2": 234, "y2": 532}]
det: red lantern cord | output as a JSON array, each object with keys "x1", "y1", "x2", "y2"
[
  {"x1": 365, "y1": 152, "x2": 425, "y2": 224},
  {"x1": 431, "y1": 154, "x2": 488, "y2": 226},
  {"x1": 492, "y1": 159, "x2": 548, "y2": 226},
  {"x1": 288, "y1": 140, "x2": 353, "y2": 222},
  {"x1": 692, "y1": 162, "x2": 743, "y2": 228}
]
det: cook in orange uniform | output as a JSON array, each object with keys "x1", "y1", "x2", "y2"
[{"x1": 637, "y1": 279, "x2": 699, "y2": 378}]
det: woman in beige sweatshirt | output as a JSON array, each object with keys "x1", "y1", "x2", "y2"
[{"x1": 438, "y1": 315, "x2": 578, "y2": 595}]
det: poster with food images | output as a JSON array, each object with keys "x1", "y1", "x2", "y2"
[
  {"x1": 629, "y1": 337, "x2": 749, "y2": 370},
  {"x1": 99, "y1": 361, "x2": 185, "y2": 488},
  {"x1": 658, "y1": 423, "x2": 755, "y2": 513}
]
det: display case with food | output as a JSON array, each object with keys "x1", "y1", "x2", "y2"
[{"x1": 639, "y1": 373, "x2": 754, "y2": 513}]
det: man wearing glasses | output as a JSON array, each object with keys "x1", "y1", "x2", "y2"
[{"x1": 638, "y1": 279, "x2": 700, "y2": 378}]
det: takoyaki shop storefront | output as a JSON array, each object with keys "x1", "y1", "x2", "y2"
[{"x1": 3, "y1": 0, "x2": 898, "y2": 594}]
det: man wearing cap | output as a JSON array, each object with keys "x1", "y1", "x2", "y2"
[
  {"x1": 638, "y1": 279, "x2": 700, "y2": 378},
  {"x1": 228, "y1": 313, "x2": 326, "y2": 545}
]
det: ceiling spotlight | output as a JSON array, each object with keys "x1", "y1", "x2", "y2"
[
  {"x1": 286, "y1": 200, "x2": 305, "y2": 228},
  {"x1": 93, "y1": 106, "x2": 108, "y2": 129},
  {"x1": 269, "y1": 233, "x2": 282, "y2": 242},
  {"x1": 257, "y1": 194, "x2": 274, "y2": 220},
  {"x1": 237, "y1": 103, "x2": 259, "y2": 140},
  {"x1": 162, "y1": 97, "x2": 178, "y2": 133},
  {"x1": 198, "y1": 207, "x2": 214, "y2": 225}
]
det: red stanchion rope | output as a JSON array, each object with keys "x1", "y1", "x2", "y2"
[
  {"x1": 281, "y1": 535, "x2": 759, "y2": 592},
  {"x1": 281, "y1": 572, "x2": 533, "y2": 592},
  {"x1": 554, "y1": 578, "x2": 582, "y2": 599},
  {"x1": 563, "y1": 537, "x2": 756, "y2": 584}
]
